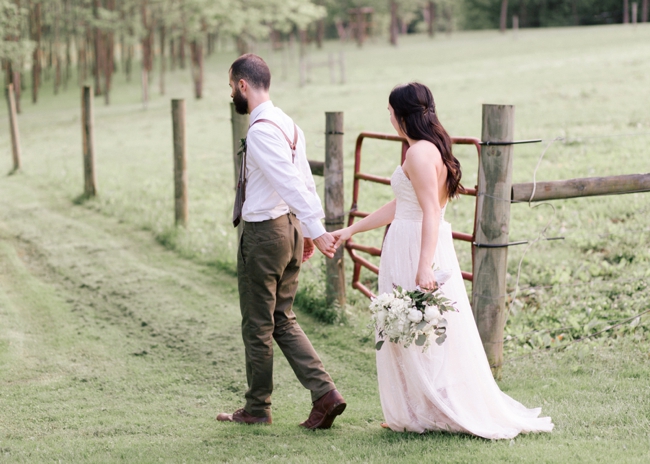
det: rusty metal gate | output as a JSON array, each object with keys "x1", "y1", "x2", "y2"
[{"x1": 345, "y1": 132, "x2": 481, "y2": 298}]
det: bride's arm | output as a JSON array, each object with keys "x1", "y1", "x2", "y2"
[
  {"x1": 332, "y1": 200, "x2": 396, "y2": 248},
  {"x1": 407, "y1": 145, "x2": 443, "y2": 290}
]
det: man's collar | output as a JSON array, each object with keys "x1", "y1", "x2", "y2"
[{"x1": 250, "y1": 100, "x2": 274, "y2": 122}]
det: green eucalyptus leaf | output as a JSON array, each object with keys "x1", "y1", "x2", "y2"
[
  {"x1": 436, "y1": 334, "x2": 447, "y2": 345},
  {"x1": 415, "y1": 334, "x2": 427, "y2": 346},
  {"x1": 375, "y1": 340, "x2": 385, "y2": 351}
]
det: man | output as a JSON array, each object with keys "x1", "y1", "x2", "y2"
[{"x1": 217, "y1": 54, "x2": 346, "y2": 429}]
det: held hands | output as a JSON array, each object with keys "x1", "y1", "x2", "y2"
[
  {"x1": 330, "y1": 227, "x2": 353, "y2": 250},
  {"x1": 313, "y1": 232, "x2": 336, "y2": 259},
  {"x1": 302, "y1": 238, "x2": 315, "y2": 262},
  {"x1": 415, "y1": 266, "x2": 438, "y2": 293}
]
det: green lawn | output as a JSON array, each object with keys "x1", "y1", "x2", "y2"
[{"x1": 1, "y1": 24, "x2": 649, "y2": 462}]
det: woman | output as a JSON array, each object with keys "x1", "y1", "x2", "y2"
[{"x1": 331, "y1": 83, "x2": 553, "y2": 439}]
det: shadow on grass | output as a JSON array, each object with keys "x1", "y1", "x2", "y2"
[{"x1": 73, "y1": 192, "x2": 96, "y2": 205}]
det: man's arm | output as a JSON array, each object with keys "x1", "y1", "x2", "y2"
[{"x1": 246, "y1": 128, "x2": 334, "y2": 257}]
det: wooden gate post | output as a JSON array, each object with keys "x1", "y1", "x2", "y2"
[
  {"x1": 231, "y1": 102, "x2": 250, "y2": 186},
  {"x1": 324, "y1": 112, "x2": 346, "y2": 307},
  {"x1": 81, "y1": 86, "x2": 97, "y2": 197},
  {"x1": 172, "y1": 99, "x2": 188, "y2": 226},
  {"x1": 6, "y1": 84, "x2": 21, "y2": 172},
  {"x1": 472, "y1": 104, "x2": 515, "y2": 380}
]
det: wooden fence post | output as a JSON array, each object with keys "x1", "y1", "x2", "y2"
[
  {"x1": 231, "y1": 102, "x2": 249, "y2": 187},
  {"x1": 6, "y1": 84, "x2": 21, "y2": 172},
  {"x1": 81, "y1": 86, "x2": 97, "y2": 197},
  {"x1": 231, "y1": 102, "x2": 249, "y2": 236},
  {"x1": 500, "y1": 0, "x2": 508, "y2": 32},
  {"x1": 324, "y1": 112, "x2": 346, "y2": 307},
  {"x1": 472, "y1": 104, "x2": 515, "y2": 380},
  {"x1": 172, "y1": 99, "x2": 188, "y2": 226}
]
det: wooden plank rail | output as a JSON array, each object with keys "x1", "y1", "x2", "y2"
[
  {"x1": 308, "y1": 160, "x2": 324, "y2": 177},
  {"x1": 512, "y1": 173, "x2": 650, "y2": 202}
]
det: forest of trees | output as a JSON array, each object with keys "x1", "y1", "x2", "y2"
[
  {"x1": 463, "y1": 0, "x2": 649, "y2": 29},
  {"x1": 0, "y1": 1, "x2": 645, "y2": 111}
]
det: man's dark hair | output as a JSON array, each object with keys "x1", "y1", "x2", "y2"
[{"x1": 230, "y1": 54, "x2": 271, "y2": 90}]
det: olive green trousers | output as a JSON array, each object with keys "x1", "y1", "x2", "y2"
[{"x1": 237, "y1": 213, "x2": 335, "y2": 418}]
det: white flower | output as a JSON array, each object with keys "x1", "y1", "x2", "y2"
[
  {"x1": 407, "y1": 309, "x2": 423, "y2": 323},
  {"x1": 424, "y1": 305, "x2": 441, "y2": 322}
]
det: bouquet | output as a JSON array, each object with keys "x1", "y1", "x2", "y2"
[{"x1": 370, "y1": 269, "x2": 457, "y2": 352}]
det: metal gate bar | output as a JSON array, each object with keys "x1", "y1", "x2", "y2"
[{"x1": 345, "y1": 132, "x2": 481, "y2": 299}]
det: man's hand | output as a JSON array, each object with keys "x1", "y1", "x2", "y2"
[
  {"x1": 302, "y1": 238, "x2": 315, "y2": 262},
  {"x1": 313, "y1": 232, "x2": 336, "y2": 259}
]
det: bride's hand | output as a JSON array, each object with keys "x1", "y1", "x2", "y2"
[
  {"x1": 416, "y1": 266, "x2": 438, "y2": 293},
  {"x1": 331, "y1": 227, "x2": 353, "y2": 249}
]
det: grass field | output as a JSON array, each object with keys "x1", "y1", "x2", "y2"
[{"x1": 1, "y1": 24, "x2": 649, "y2": 462}]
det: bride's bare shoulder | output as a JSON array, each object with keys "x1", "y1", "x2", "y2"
[{"x1": 406, "y1": 141, "x2": 443, "y2": 167}]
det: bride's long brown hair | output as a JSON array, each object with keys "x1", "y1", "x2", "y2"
[{"x1": 389, "y1": 82, "x2": 464, "y2": 198}]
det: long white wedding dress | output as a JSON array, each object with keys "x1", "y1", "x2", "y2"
[{"x1": 376, "y1": 165, "x2": 554, "y2": 438}]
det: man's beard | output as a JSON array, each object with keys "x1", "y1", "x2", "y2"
[{"x1": 232, "y1": 87, "x2": 249, "y2": 115}]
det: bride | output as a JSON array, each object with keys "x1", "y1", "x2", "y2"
[{"x1": 331, "y1": 83, "x2": 553, "y2": 439}]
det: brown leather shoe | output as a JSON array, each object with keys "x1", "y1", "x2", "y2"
[
  {"x1": 299, "y1": 389, "x2": 346, "y2": 430},
  {"x1": 216, "y1": 408, "x2": 271, "y2": 425}
]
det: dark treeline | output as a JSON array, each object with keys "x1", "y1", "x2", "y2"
[{"x1": 463, "y1": 0, "x2": 649, "y2": 29}]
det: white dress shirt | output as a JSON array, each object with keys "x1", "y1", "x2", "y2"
[{"x1": 242, "y1": 100, "x2": 326, "y2": 239}]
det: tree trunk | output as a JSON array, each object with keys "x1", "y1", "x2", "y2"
[
  {"x1": 500, "y1": 0, "x2": 508, "y2": 32},
  {"x1": 140, "y1": 2, "x2": 154, "y2": 80},
  {"x1": 623, "y1": 0, "x2": 629, "y2": 23},
  {"x1": 179, "y1": 33, "x2": 186, "y2": 69},
  {"x1": 93, "y1": 0, "x2": 103, "y2": 96},
  {"x1": 126, "y1": 45, "x2": 132, "y2": 81},
  {"x1": 12, "y1": 68, "x2": 21, "y2": 114},
  {"x1": 104, "y1": 25, "x2": 114, "y2": 105},
  {"x1": 316, "y1": 19, "x2": 325, "y2": 48},
  {"x1": 334, "y1": 19, "x2": 347, "y2": 42},
  {"x1": 170, "y1": 38, "x2": 176, "y2": 71},
  {"x1": 55, "y1": 56, "x2": 61, "y2": 95},
  {"x1": 643, "y1": 0, "x2": 649, "y2": 22},
  {"x1": 357, "y1": 10, "x2": 366, "y2": 47},
  {"x1": 141, "y1": 1, "x2": 152, "y2": 107},
  {"x1": 190, "y1": 39, "x2": 203, "y2": 99},
  {"x1": 65, "y1": 36, "x2": 71, "y2": 89},
  {"x1": 207, "y1": 32, "x2": 215, "y2": 55},
  {"x1": 31, "y1": 3, "x2": 42, "y2": 104},
  {"x1": 236, "y1": 34, "x2": 249, "y2": 55},
  {"x1": 159, "y1": 25, "x2": 166, "y2": 95},
  {"x1": 390, "y1": 1, "x2": 398, "y2": 46},
  {"x1": 444, "y1": 3, "x2": 454, "y2": 34},
  {"x1": 427, "y1": 2, "x2": 436, "y2": 37}
]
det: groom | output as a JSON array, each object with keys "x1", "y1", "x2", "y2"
[{"x1": 217, "y1": 54, "x2": 346, "y2": 429}]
